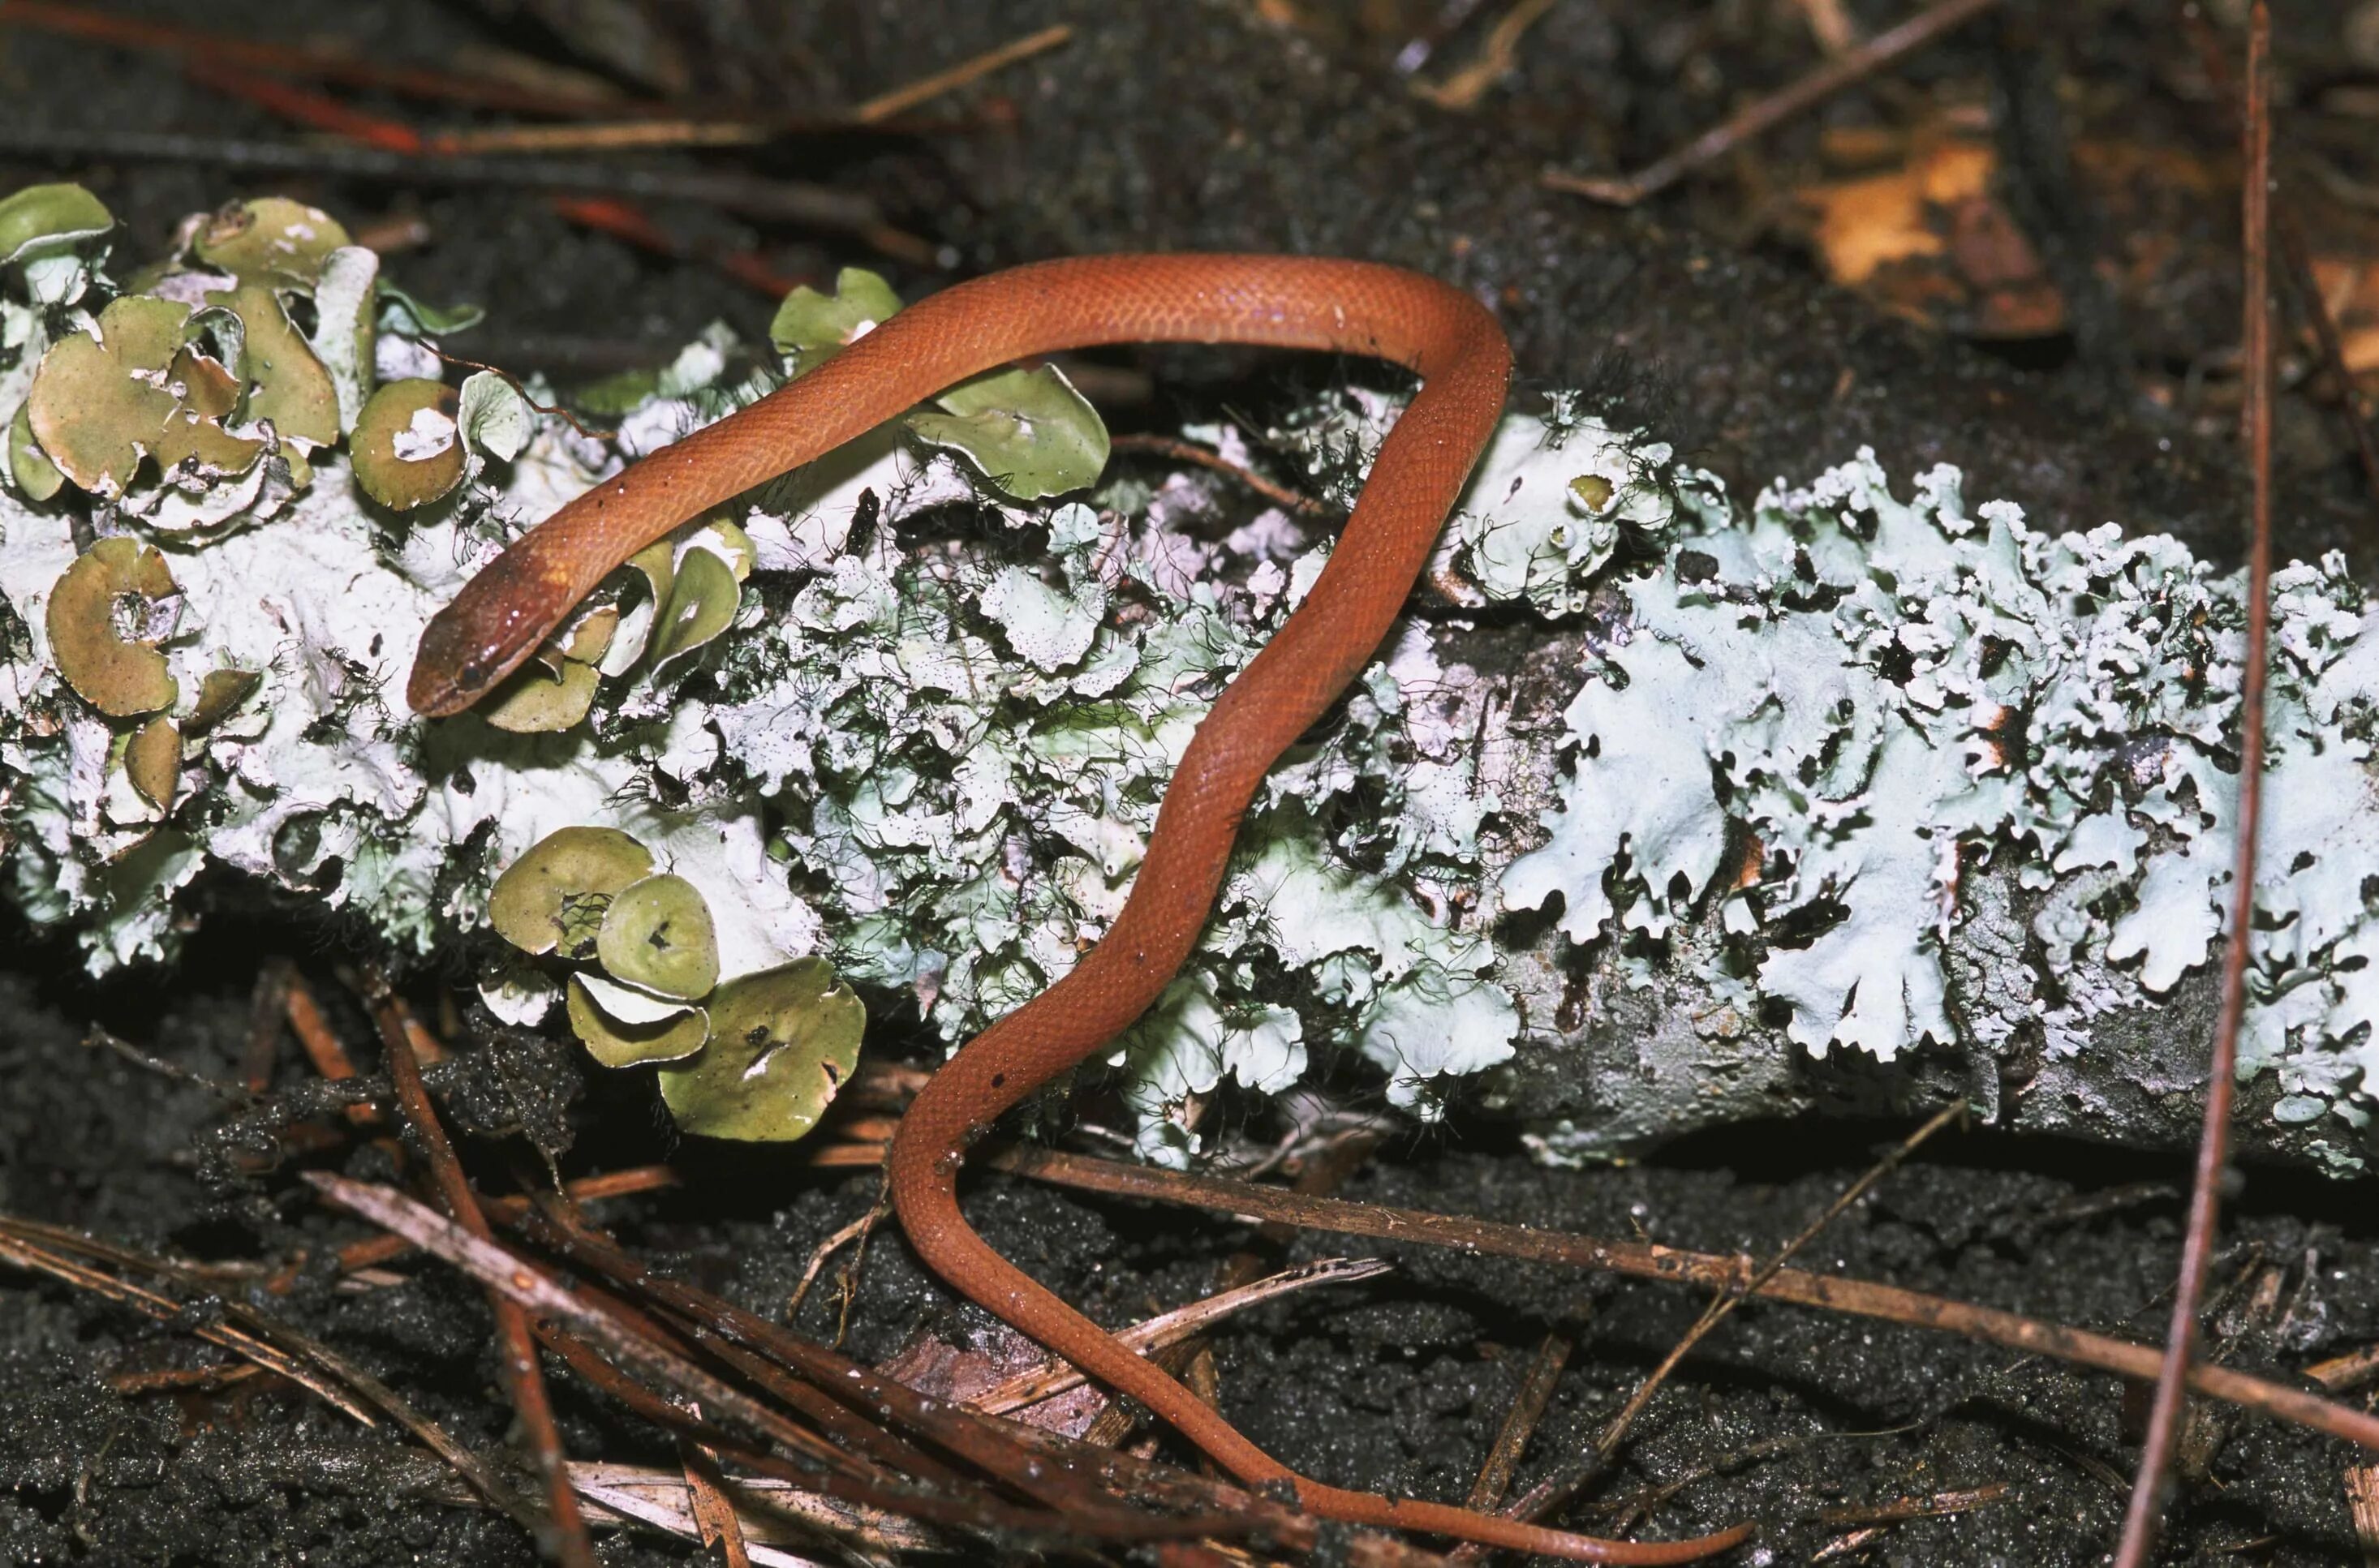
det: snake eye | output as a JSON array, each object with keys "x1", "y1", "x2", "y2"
[{"x1": 458, "y1": 659, "x2": 488, "y2": 692}]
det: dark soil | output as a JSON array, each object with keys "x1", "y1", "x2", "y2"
[
  {"x1": 8, "y1": 911, "x2": 2379, "y2": 1565},
  {"x1": 5, "y1": 2, "x2": 2379, "y2": 1564}
]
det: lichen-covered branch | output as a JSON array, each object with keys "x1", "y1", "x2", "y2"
[
  {"x1": 2, "y1": 184, "x2": 2371, "y2": 1171},
  {"x1": 1487, "y1": 452, "x2": 2377, "y2": 1175}
]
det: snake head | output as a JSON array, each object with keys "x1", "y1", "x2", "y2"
[{"x1": 407, "y1": 566, "x2": 549, "y2": 717}]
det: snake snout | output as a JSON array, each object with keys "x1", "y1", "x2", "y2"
[{"x1": 408, "y1": 600, "x2": 511, "y2": 717}]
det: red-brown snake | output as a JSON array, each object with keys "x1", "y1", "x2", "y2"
[{"x1": 409, "y1": 255, "x2": 1752, "y2": 1563}]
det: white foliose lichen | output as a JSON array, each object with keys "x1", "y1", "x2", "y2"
[
  {"x1": 1499, "y1": 447, "x2": 2379, "y2": 1151},
  {"x1": 713, "y1": 437, "x2": 1581, "y2": 1159},
  {"x1": 21, "y1": 188, "x2": 2369, "y2": 1168},
  {"x1": 4, "y1": 194, "x2": 1690, "y2": 1160}
]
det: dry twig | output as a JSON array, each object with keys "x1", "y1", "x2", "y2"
[
  {"x1": 309, "y1": 1172, "x2": 1270, "y2": 1549},
  {"x1": 0, "y1": 124, "x2": 891, "y2": 238},
  {"x1": 1542, "y1": 0, "x2": 2002, "y2": 205},
  {"x1": 1458, "y1": 1101, "x2": 1968, "y2": 1550},
  {"x1": 2112, "y1": 8, "x2": 2276, "y2": 1561},
  {"x1": 367, "y1": 977, "x2": 596, "y2": 1568},
  {"x1": 781, "y1": 1198, "x2": 885, "y2": 1337},
  {"x1": 2308, "y1": 1340, "x2": 2379, "y2": 1394},
  {"x1": 0, "y1": 1213, "x2": 544, "y2": 1535},
  {"x1": 1109, "y1": 432, "x2": 1336, "y2": 518},
  {"x1": 2346, "y1": 1464, "x2": 2379, "y2": 1564},
  {"x1": 570, "y1": 1459, "x2": 935, "y2": 1565},
  {"x1": 850, "y1": 24, "x2": 1073, "y2": 124},
  {"x1": 967, "y1": 1256, "x2": 1394, "y2": 1414},
  {"x1": 1409, "y1": 0, "x2": 1558, "y2": 111},
  {"x1": 0, "y1": 1, "x2": 629, "y2": 117},
  {"x1": 1465, "y1": 1328, "x2": 1573, "y2": 1512},
  {"x1": 1602, "y1": 1101, "x2": 1968, "y2": 1454},
  {"x1": 1810, "y1": 1482, "x2": 2011, "y2": 1558},
  {"x1": 986, "y1": 1145, "x2": 2379, "y2": 1453},
  {"x1": 0, "y1": 1223, "x2": 368, "y2": 1421},
  {"x1": 504, "y1": 1191, "x2": 1469, "y2": 1565},
  {"x1": 2175, "y1": 1, "x2": 2379, "y2": 515},
  {"x1": 329, "y1": 1165, "x2": 680, "y2": 1278},
  {"x1": 279, "y1": 972, "x2": 381, "y2": 1125},
  {"x1": 243, "y1": 960, "x2": 295, "y2": 1092},
  {"x1": 432, "y1": 120, "x2": 776, "y2": 156}
]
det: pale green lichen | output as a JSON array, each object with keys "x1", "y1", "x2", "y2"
[
  {"x1": 1258, "y1": 384, "x2": 1722, "y2": 616},
  {"x1": 1498, "y1": 446, "x2": 2379, "y2": 1158},
  {"x1": 0, "y1": 193, "x2": 1540, "y2": 1158},
  {"x1": 0, "y1": 182, "x2": 114, "y2": 307},
  {"x1": 774, "y1": 267, "x2": 1108, "y2": 499},
  {"x1": 11, "y1": 186, "x2": 2376, "y2": 1168},
  {"x1": 656, "y1": 957, "x2": 865, "y2": 1142},
  {"x1": 709, "y1": 470, "x2": 1522, "y2": 1152}
]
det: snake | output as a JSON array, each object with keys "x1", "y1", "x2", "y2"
[{"x1": 409, "y1": 254, "x2": 1753, "y2": 1563}]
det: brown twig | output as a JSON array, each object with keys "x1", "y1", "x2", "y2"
[
  {"x1": 1590, "y1": 1424, "x2": 1914, "y2": 1540},
  {"x1": 282, "y1": 972, "x2": 376, "y2": 1125},
  {"x1": 0, "y1": 1, "x2": 630, "y2": 118},
  {"x1": 967, "y1": 1257, "x2": 1395, "y2": 1414},
  {"x1": 383, "y1": 994, "x2": 449, "y2": 1066},
  {"x1": 1541, "y1": 0, "x2": 2003, "y2": 205},
  {"x1": 175, "y1": 62, "x2": 824, "y2": 299},
  {"x1": 781, "y1": 1196, "x2": 884, "y2": 1336},
  {"x1": 430, "y1": 120, "x2": 775, "y2": 156},
  {"x1": 840, "y1": 1059, "x2": 933, "y2": 1113},
  {"x1": 849, "y1": 24, "x2": 1073, "y2": 124},
  {"x1": 2307, "y1": 1339, "x2": 2379, "y2": 1394},
  {"x1": 588, "y1": 1288, "x2": 985, "y2": 1501},
  {"x1": 0, "y1": 1213, "x2": 544, "y2": 1536},
  {"x1": 1815, "y1": 1480, "x2": 2011, "y2": 1527},
  {"x1": 82, "y1": 1026, "x2": 248, "y2": 1101},
  {"x1": 309, "y1": 1173, "x2": 1262, "y2": 1547},
  {"x1": 512, "y1": 1194, "x2": 1227, "y2": 1523},
  {"x1": 2176, "y1": 0, "x2": 2379, "y2": 514},
  {"x1": 367, "y1": 977, "x2": 596, "y2": 1568},
  {"x1": 1108, "y1": 432, "x2": 1336, "y2": 518},
  {"x1": 0, "y1": 124, "x2": 889, "y2": 237},
  {"x1": 1409, "y1": 0, "x2": 1557, "y2": 111},
  {"x1": 418, "y1": 346, "x2": 619, "y2": 445},
  {"x1": 1810, "y1": 1485, "x2": 2011, "y2": 1560},
  {"x1": 0, "y1": 1223, "x2": 366, "y2": 1420},
  {"x1": 1793, "y1": 0, "x2": 1865, "y2": 54},
  {"x1": 677, "y1": 1439, "x2": 755, "y2": 1568},
  {"x1": 440, "y1": 1188, "x2": 1108, "y2": 1544},
  {"x1": 498, "y1": 1259, "x2": 897, "y2": 1489},
  {"x1": 1468, "y1": 1100, "x2": 1968, "y2": 1549},
  {"x1": 1602, "y1": 1100, "x2": 1968, "y2": 1454},
  {"x1": 179, "y1": 58, "x2": 425, "y2": 152},
  {"x1": 2346, "y1": 1465, "x2": 2379, "y2": 1562},
  {"x1": 105, "y1": 1360, "x2": 266, "y2": 1396},
  {"x1": 506, "y1": 1194, "x2": 1465, "y2": 1567},
  {"x1": 3, "y1": 0, "x2": 981, "y2": 140},
  {"x1": 985, "y1": 1145, "x2": 2379, "y2": 1453},
  {"x1": 1081, "y1": 1123, "x2": 1387, "y2": 1450},
  {"x1": 1466, "y1": 1328, "x2": 1573, "y2": 1511},
  {"x1": 2113, "y1": 7, "x2": 2274, "y2": 1562},
  {"x1": 568, "y1": 1460, "x2": 941, "y2": 1561},
  {"x1": 243, "y1": 960, "x2": 295, "y2": 1092},
  {"x1": 329, "y1": 1165, "x2": 681, "y2": 1278},
  {"x1": 526, "y1": 1308, "x2": 1056, "y2": 1553},
  {"x1": 992, "y1": 1421, "x2": 1464, "y2": 1568},
  {"x1": 795, "y1": 1141, "x2": 894, "y2": 1168},
  {"x1": 540, "y1": 196, "x2": 820, "y2": 297}
]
